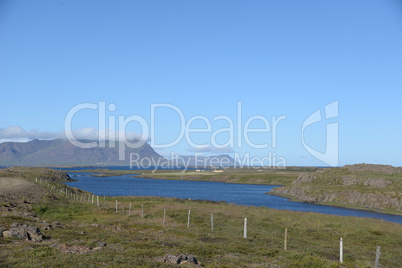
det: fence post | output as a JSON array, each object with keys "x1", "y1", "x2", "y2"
[
  {"x1": 243, "y1": 218, "x2": 247, "y2": 239},
  {"x1": 163, "y1": 208, "x2": 166, "y2": 226},
  {"x1": 129, "y1": 202, "x2": 132, "y2": 216},
  {"x1": 211, "y1": 213, "x2": 214, "y2": 232},
  {"x1": 284, "y1": 228, "x2": 288, "y2": 250},
  {"x1": 374, "y1": 246, "x2": 381, "y2": 268},
  {"x1": 340, "y1": 238, "x2": 343, "y2": 263},
  {"x1": 187, "y1": 210, "x2": 191, "y2": 228},
  {"x1": 141, "y1": 204, "x2": 144, "y2": 218},
  {"x1": 115, "y1": 200, "x2": 118, "y2": 213},
  {"x1": 97, "y1": 196, "x2": 99, "y2": 207}
]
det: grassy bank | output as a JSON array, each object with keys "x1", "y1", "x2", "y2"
[
  {"x1": 271, "y1": 165, "x2": 402, "y2": 216},
  {"x1": 72, "y1": 167, "x2": 306, "y2": 186},
  {"x1": 1, "y1": 167, "x2": 402, "y2": 267}
]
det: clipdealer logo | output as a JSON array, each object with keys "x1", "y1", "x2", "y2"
[
  {"x1": 302, "y1": 101, "x2": 339, "y2": 167},
  {"x1": 64, "y1": 101, "x2": 339, "y2": 168}
]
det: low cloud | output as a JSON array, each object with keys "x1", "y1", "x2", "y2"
[
  {"x1": 187, "y1": 146, "x2": 235, "y2": 154},
  {"x1": 0, "y1": 126, "x2": 147, "y2": 143},
  {"x1": 0, "y1": 126, "x2": 62, "y2": 140}
]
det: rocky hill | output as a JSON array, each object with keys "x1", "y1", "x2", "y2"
[
  {"x1": 271, "y1": 164, "x2": 402, "y2": 214},
  {"x1": 0, "y1": 139, "x2": 164, "y2": 166}
]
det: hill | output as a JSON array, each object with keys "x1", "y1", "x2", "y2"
[
  {"x1": 0, "y1": 139, "x2": 164, "y2": 166},
  {"x1": 271, "y1": 164, "x2": 402, "y2": 214}
]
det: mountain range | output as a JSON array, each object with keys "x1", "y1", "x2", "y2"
[
  {"x1": 0, "y1": 139, "x2": 237, "y2": 167},
  {"x1": 0, "y1": 139, "x2": 162, "y2": 166}
]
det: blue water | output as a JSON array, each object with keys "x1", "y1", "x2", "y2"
[{"x1": 66, "y1": 172, "x2": 402, "y2": 225}]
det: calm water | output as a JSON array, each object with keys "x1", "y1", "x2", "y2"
[{"x1": 66, "y1": 172, "x2": 402, "y2": 225}]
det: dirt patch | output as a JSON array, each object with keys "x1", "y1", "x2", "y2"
[
  {"x1": 0, "y1": 177, "x2": 51, "y2": 212},
  {"x1": 0, "y1": 178, "x2": 34, "y2": 193}
]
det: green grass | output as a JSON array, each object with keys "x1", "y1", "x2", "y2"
[
  {"x1": 269, "y1": 167, "x2": 402, "y2": 215},
  {"x1": 1, "y1": 166, "x2": 401, "y2": 267},
  {"x1": 2, "y1": 191, "x2": 402, "y2": 267}
]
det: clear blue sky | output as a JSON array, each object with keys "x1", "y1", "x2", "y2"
[{"x1": 0, "y1": 0, "x2": 401, "y2": 166}]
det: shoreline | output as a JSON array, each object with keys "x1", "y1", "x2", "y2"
[
  {"x1": 266, "y1": 190, "x2": 402, "y2": 217},
  {"x1": 66, "y1": 172, "x2": 402, "y2": 224}
]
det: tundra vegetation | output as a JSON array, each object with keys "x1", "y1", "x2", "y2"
[{"x1": 0, "y1": 166, "x2": 401, "y2": 267}]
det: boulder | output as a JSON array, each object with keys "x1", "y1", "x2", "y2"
[
  {"x1": 162, "y1": 254, "x2": 199, "y2": 265},
  {"x1": 96, "y1": 241, "x2": 107, "y2": 247},
  {"x1": 2, "y1": 223, "x2": 45, "y2": 241}
]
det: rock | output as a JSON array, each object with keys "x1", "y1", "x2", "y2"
[
  {"x1": 162, "y1": 254, "x2": 199, "y2": 265},
  {"x1": 178, "y1": 254, "x2": 188, "y2": 263},
  {"x1": 163, "y1": 254, "x2": 179, "y2": 264},
  {"x1": 52, "y1": 221, "x2": 65, "y2": 228},
  {"x1": 59, "y1": 244, "x2": 92, "y2": 254},
  {"x1": 187, "y1": 255, "x2": 198, "y2": 265},
  {"x1": 22, "y1": 212, "x2": 37, "y2": 218},
  {"x1": 96, "y1": 241, "x2": 107, "y2": 247},
  {"x1": 113, "y1": 226, "x2": 123, "y2": 231},
  {"x1": 2, "y1": 223, "x2": 45, "y2": 241},
  {"x1": 39, "y1": 222, "x2": 52, "y2": 230}
]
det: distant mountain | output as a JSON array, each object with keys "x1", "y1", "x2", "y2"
[
  {"x1": 172, "y1": 154, "x2": 238, "y2": 168},
  {"x1": 0, "y1": 139, "x2": 164, "y2": 166}
]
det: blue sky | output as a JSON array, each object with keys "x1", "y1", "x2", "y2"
[{"x1": 0, "y1": 0, "x2": 401, "y2": 166}]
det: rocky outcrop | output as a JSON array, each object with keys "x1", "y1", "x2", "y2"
[
  {"x1": 2, "y1": 223, "x2": 45, "y2": 241},
  {"x1": 272, "y1": 186, "x2": 402, "y2": 210},
  {"x1": 292, "y1": 173, "x2": 316, "y2": 185},
  {"x1": 158, "y1": 254, "x2": 200, "y2": 265},
  {"x1": 270, "y1": 169, "x2": 402, "y2": 212},
  {"x1": 344, "y1": 164, "x2": 402, "y2": 175}
]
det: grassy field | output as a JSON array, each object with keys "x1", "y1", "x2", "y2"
[{"x1": 1, "y1": 167, "x2": 402, "y2": 267}]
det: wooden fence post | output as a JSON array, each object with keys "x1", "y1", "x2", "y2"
[
  {"x1": 211, "y1": 213, "x2": 214, "y2": 232},
  {"x1": 340, "y1": 237, "x2": 343, "y2": 263},
  {"x1": 163, "y1": 208, "x2": 166, "y2": 226},
  {"x1": 129, "y1": 202, "x2": 132, "y2": 216},
  {"x1": 374, "y1": 246, "x2": 381, "y2": 268},
  {"x1": 187, "y1": 210, "x2": 191, "y2": 228},
  {"x1": 243, "y1": 218, "x2": 247, "y2": 239},
  {"x1": 284, "y1": 228, "x2": 288, "y2": 250},
  {"x1": 115, "y1": 200, "x2": 118, "y2": 213}
]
